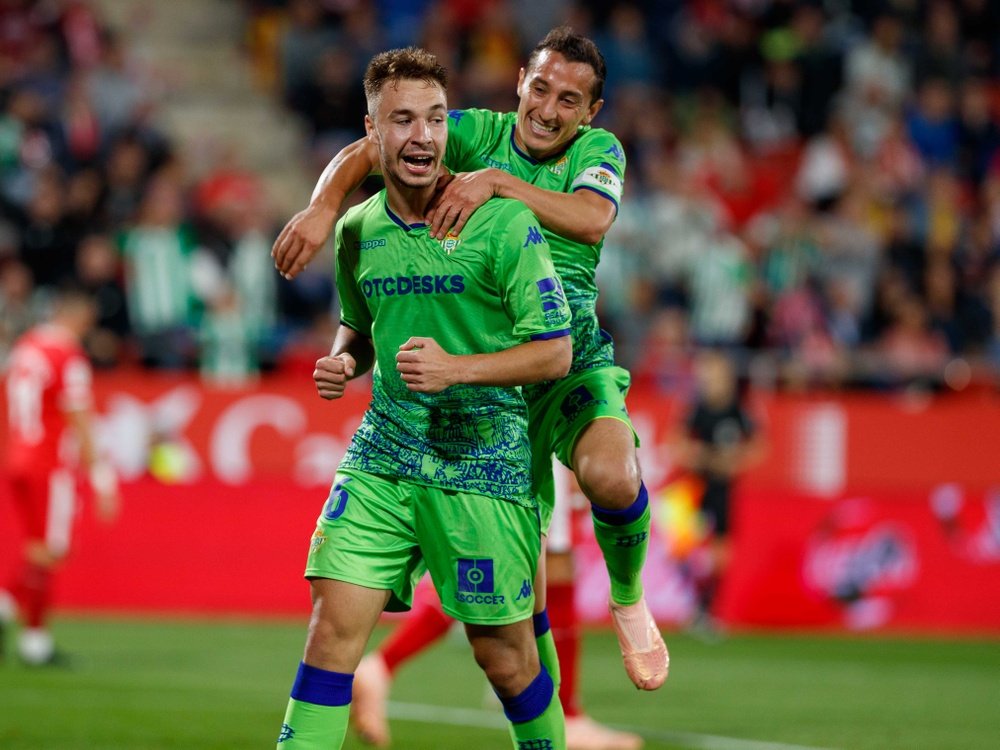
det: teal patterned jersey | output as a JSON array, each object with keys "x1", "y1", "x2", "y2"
[
  {"x1": 335, "y1": 192, "x2": 571, "y2": 505},
  {"x1": 445, "y1": 108, "x2": 626, "y2": 387}
]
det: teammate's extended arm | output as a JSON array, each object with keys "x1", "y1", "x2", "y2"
[
  {"x1": 395, "y1": 335, "x2": 571, "y2": 393},
  {"x1": 314, "y1": 324, "x2": 375, "y2": 400},
  {"x1": 425, "y1": 168, "x2": 616, "y2": 244},
  {"x1": 272, "y1": 138, "x2": 379, "y2": 279}
]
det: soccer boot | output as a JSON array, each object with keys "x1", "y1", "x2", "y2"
[
  {"x1": 566, "y1": 715, "x2": 644, "y2": 750},
  {"x1": 609, "y1": 597, "x2": 669, "y2": 690},
  {"x1": 350, "y1": 652, "x2": 392, "y2": 747}
]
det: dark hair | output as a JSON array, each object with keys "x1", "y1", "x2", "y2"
[
  {"x1": 527, "y1": 27, "x2": 607, "y2": 103},
  {"x1": 363, "y1": 47, "x2": 448, "y2": 114}
]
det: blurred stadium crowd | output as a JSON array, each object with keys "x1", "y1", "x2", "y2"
[{"x1": 2, "y1": 0, "x2": 1000, "y2": 394}]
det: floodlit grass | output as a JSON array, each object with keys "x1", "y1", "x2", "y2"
[{"x1": 0, "y1": 616, "x2": 997, "y2": 749}]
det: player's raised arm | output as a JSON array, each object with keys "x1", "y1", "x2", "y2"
[
  {"x1": 271, "y1": 137, "x2": 379, "y2": 279},
  {"x1": 395, "y1": 335, "x2": 570, "y2": 393}
]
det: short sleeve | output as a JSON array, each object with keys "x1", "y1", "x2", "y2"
[
  {"x1": 59, "y1": 356, "x2": 93, "y2": 413},
  {"x1": 568, "y1": 130, "x2": 627, "y2": 214},
  {"x1": 492, "y1": 202, "x2": 571, "y2": 341},
  {"x1": 445, "y1": 109, "x2": 493, "y2": 173},
  {"x1": 334, "y1": 217, "x2": 373, "y2": 335}
]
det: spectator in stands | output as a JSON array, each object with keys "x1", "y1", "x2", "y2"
[{"x1": 119, "y1": 174, "x2": 201, "y2": 369}]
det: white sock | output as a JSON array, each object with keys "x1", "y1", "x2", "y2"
[{"x1": 19, "y1": 627, "x2": 54, "y2": 664}]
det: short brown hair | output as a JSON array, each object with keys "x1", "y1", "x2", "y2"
[
  {"x1": 363, "y1": 47, "x2": 448, "y2": 115},
  {"x1": 527, "y1": 27, "x2": 607, "y2": 103}
]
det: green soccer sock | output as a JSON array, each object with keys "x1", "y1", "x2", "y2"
[
  {"x1": 276, "y1": 662, "x2": 353, "y2": 749},
  {"x1": 502, "y1": 666, "x2": 566, "y2": 750},
  {"x1": 591, "y1": 482, "x2": 651, "y2": 606},
  {"x1": 533, "y1": 610, "x2": 561, "y2": 690}
]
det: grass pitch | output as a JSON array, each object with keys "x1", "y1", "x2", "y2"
[{"x1": 0, "y1": 616, "x2": 997, "y2": 749}]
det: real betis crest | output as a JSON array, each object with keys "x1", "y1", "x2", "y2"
[
  {"x1": 548, "y1": 156, "x2": 568, "y2": 175},
  {"x1": 442, "y1": 231, "x2": 460, "y2": 255}
]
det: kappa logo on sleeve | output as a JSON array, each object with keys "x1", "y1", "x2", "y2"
[{"x1": 523, "y1": 225, "x2": 545, "y2": 248}]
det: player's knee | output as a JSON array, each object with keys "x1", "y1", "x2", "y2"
[
  {"x1": 577, "y1": 458, "x2": 641, "y2": 511},
  {"x1": 471, "y1": 642, "x2": 534, "y2": 696}
]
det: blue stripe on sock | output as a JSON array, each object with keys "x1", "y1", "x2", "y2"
[
  {"x1": 532, "y1": 610, "x2": 551, "y2": 637},
  {"x1": 591, "y1": 481, "x2": 648, "y2": 526},
  {"x1": 290, "y1": 662, "x2": 354, "y2": 707},
  {"x1": 498, "y1": 666, "x2": 554, "y2": 723}
]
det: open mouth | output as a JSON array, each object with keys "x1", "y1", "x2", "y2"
[
  {"x1": 402, "y1": 154, "x2": 434, "y2": 171},
  {"x1": 528, "y1": 118, "x2": 558, "y2": 137}
]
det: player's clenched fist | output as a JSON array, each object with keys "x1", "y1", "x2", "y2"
[
  {"x1": 314, "y1": 353, "x2": 357, "y2": 399},
  {"x1": 396, "y1": 337, "x2": 455, "y2": 393}
]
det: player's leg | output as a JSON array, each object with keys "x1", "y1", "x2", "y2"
[
  {"x1": 351, "y1": 574, "x2": 452, "y2": 746},
  {"x1": 540, "y1": 368, "x2": 667, "y2": 690},
  {"x1": 418, "y1": 484, "x2": 564, "y2": 748},
  {"x1": 466, "y1": 618, "x2": 566, "y2": 749},
  {"x1": 5, "y1": 470, "x2": 75, "y2": 665},
  {"x1": 548, "y1": 461, "x2": 644, "y2": 750},
  {"x1": 278, "y1": 471, "x2": 422, "y2": 749},
  {"x1": 278, "y1": 578, "x2": 389, "y2": 749},
  {"x1": 573, "y1": 417, "x2": 668, "y2": 690}
]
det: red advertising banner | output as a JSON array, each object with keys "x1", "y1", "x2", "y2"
[{"x1": 1, "y1": 371, "x2": 998, "y2": 631}]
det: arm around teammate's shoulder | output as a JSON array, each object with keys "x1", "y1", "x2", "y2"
[
  {"x1": 493, "y1": 172, "x2": 616, "y2": 245},
  {"x1": 272, "y1": 137, "x2": 379, "y2": 279}
]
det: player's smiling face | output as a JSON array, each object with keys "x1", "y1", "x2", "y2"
[
  {"x1": 514, "y1": 50, "x2": 604, "y2": 161},
  {"x1": 366, "y1": 78, "x2": 448, "y2": 189}
]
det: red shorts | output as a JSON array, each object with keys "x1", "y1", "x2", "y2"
[{"x1": 8, "y1": 467, "x2": 79, "y2": 555}]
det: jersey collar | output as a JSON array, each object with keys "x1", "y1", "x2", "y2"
[
  {"x1": 383, "y1": 196, "x2": 427, "y2": 232},
  {"x1": 509, "y1": 126, "x2": 580, "y2": 166}
]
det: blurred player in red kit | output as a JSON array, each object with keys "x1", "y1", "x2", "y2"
[{"x1": 0, "y1": 285, "x2": 120, "y2": 665}]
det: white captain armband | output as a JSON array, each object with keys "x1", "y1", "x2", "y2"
[{"x1": 570, "y1": 165, "x2": 624, "y2": 203}]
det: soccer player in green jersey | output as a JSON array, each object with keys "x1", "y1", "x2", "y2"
[
  {"x1": 275, "y1": 48, "x2": 574, "y2": 750},
  {"x1": 273, "y1": 28, "x2": 668, "y2": 750}
]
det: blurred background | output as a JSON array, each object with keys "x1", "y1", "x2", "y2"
[{"x1": 0, "y1": 1, "x2": 999, "y2": 749}]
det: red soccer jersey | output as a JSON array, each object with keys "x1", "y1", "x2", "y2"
[{"x1": 4, "y1": 324, "x2": 93, "y2": 475}]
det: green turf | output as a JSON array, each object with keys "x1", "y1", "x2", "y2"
[{"x1": 0, "y1": 616, "x2": 998, "y2": 749}]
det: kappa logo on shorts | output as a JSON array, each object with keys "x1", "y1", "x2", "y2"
[
  {"x1": 455, "y1": 558, "x2": 505, "y2": 606},
  {"x1": 277, "y1": 723, "x2": 295, "y2": 743}
]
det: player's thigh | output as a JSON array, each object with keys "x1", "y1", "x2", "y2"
[
  {"x1": 415, "y1": 487, "x2": 540, "y2": 626},
  {"x1": 10, "y1": 469, "x2": 76, "y2": 559},
  {"x1": 304, "y1": 577, "x2": 392, "y2": 672},
  {"x1": 305, "y1": 470, "x2": 423, "y2": 612}
]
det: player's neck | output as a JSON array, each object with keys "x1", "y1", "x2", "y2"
[{"x1": 384, "y1": 181, "x2": 435, "y2": 226}]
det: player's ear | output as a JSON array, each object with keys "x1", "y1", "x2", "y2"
[
  {"x1": 583, "y1": 98, "x2": 604, "y2": 126},
  {"x1": 365, "y1": 114, "x2": 379, "y2": 146},
  {"x1": 516, "y1": 67, "x2": 526, "y2": 96}
]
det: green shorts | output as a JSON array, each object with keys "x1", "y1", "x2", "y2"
[
  {"x1": 528, "y1": 366, "x2": 639, "y2": 533},
  {"x1": 305, "y1": 470, "x2": 541, "y2": 625}
]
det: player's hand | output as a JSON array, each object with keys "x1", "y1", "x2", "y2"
[
  {"x1": 90, "y1": 462, "x2": 121, "y2": 523},
  {"x1": 426, "y1": 169, "x2": 499, "y2": 240},
  {"x1": 272, "y1": 202, "x2": 338, "y2": 280},
  {"x1": 314, "y1": 353, "x2": 357, "y2": 400},
  {"x1": 396, "y1": 337, "x2": 455, "y2": 393}
]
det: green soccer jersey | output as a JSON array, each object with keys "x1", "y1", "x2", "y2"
[
  {"x1": 335, "y1": 192, "x2": 571, "y2": 505},
  {"x1": 445, "y1": 108, "x2": 626, "y2": 381}
]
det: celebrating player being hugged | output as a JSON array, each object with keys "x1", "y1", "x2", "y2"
[
  {"x1": 1, "y1": 286, "x2": 120, "y2": 666},
  {"x1": 274, "y1": 47, "x2": 574, "y2": 750},
  {"x1": 273, "y1": 27, "x2": 667, "y2": 750}
]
